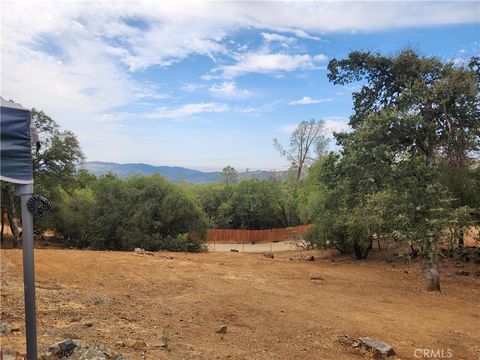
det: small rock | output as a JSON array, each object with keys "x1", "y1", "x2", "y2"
[
  {"x1": 403, "y1": 269, "x2": 409, "y2": 274},
  {"x1": 456, "y1": 270, "x2": 470, "y2": 276},
  {"x1": 475, "y1": 271, "x2": 480, "y2": 278},
  {"x1": 216, "y1": 325, "x2": 227, "y2": 334},
  {"x1": 1, "y1": 352, "x2": 19, "y2": 360},
  {"x1": 357, "y1": 337, "x2": 395, "y2": 357},
  {"x1": 339, "y1": 335, "x2": 353, "y2": 346},
  {"x1": 145, "y1": 251, "x2": 154, "y2": 256},
  {"x1": 84, "y1": 321, "x2": 94, "y2": 328},
  {"x1": 125, "y1": 339, "x2": 147, "y2": 351},
  {"x1": 305, "y1": 255, "x2": 315, "y2": 261},
  {"x1": 114, "y1": 341, "x2": 126, "y2": 348},
  {"x1": 0, "y1": 322, "x2": 11, "y2": 334},
  {"x1": 310, "y1": 275, "x2": 324, "y2": 281},
  {"x1": 263, "y1": 252, "x2": 274, "y2": 259},
  {"x1": 42, "y1": 343, "x2": 63, "y2": 359},
  {"x1": 166, "y1": 256, "x2": 174, "y2": 260},
  {"x1": 134, "y1": 248, "x2": 146, "y2": 255},
  {"x1": 70, "y1": 316, "x2": 82, "y2": 322},
  {"x1": 230, "y1": 249, "x2": 239, "y2": 253}
]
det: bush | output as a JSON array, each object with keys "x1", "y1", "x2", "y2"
[
  {"x1": 49, "y1": 173, "x2": 208, "y2": 251},
  {"x1": 122, "y1": 175, "x2": 207, "y2": 250},
  {"x1": 304, "y1": 222, "x2": 352, "y2": 254},
  {"x1": 157, "y1": 233, "x2": 206, "y2": 252}
]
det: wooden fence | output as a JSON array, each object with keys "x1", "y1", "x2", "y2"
[{"x1": 206, "y1": 224, "x2": 313, "y2": 244}]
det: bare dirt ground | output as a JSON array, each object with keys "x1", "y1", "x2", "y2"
[
  {"x1": 1, "y1": 246, "x2": 479, "y2": 360},
  {"x1": 207, "y1": 241, "x2": 298, "y2": 252}
]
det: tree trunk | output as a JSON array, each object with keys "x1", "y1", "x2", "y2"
[
  {"x1": 1, "y1": 210, "x2": 4, "y2": 244},
  {"x1": 458, "y1": 228, "x2": 464, "y2": 249},
  {"x1": 353, "y1": 239, "x2": 372, "y2": 260},
  {"x1": 280, "y1": 205, "x2": 289, "y2": 228},
  {"x1": 426, "y1": 260, "x2": 441, "y2": 292},
  {"x1": 6, "y1": 189, "x2": 20, "y2": 248},
  {"x1": 296, "y1": 164, "x2": 303, "y2": 181},
  {"x1": 425, "y1": 147, "x2": 436, "y2": 168}
]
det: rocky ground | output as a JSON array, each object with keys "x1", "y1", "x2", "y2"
[{"x1": 1, "y1": 245, "x2": 479, "y2": 359}]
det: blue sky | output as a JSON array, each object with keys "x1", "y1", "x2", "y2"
[{"x1": 2, "y1": 1, "x2": 479, "y2": 171}]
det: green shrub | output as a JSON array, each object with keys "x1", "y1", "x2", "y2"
[{"x1": 157, "y1": 233, "x2": 206, "y2": 252}]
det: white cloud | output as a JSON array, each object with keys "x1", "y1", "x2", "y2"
[
  {"x1": 1, "y1": 1, "x2": 476, "y2": 166},
  {"x1": 181, "y1": 83, "x2": 206, "y2": 93},
  {"x1": 134, "y1": 85, "x2": 170, "y2": 100},
  {"x1": 148, "y1": 102, "x2": 229, "y2": 119},
  {"x1": 313, "y1": 54, "x2": 328, "y2": 62},
  {"x1": 97, "y1": 112, "x2": 133, "y2": 123},
  {"x1": 288, "y1": 96, "x2": 333, "y2": 105},
  {"x1": 287, "y1": 29, "x2": 323, "y2": 41},
  {"x1": 236, "y1": 107, "x2": 260, "y2": 114},
  {"x1": 209, "y1": 81, "x2": 251, "y2": 99},
  {"x1": 323, "y1": 117, "x2": 351, "y2": 138},
  {"x1": 261, "y1": 32, "x2": 296, "y2": 47},
  {"x1": 262, "y1": 33, "x2": 292, "y2": 42},
  {"x1": 278, "y1": 124, "x2": 299, "y2": 134},
  {"x1": 219, "y1": 52, "x2": 327, "y2": 78},
  {"x1": 230, "y1": 2, "x2": 477, "y2": 33},
  {"x1": 279, "y1": 117, "x2": 350, "y2": 138}
]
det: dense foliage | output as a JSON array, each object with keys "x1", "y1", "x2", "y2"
[
  {"x1": 192, "y1": 179, "x2": 300, "y2": 229},
  {"x1": 46, "y1": 173, "x2": 208, "y2": 251},
  {"x1": 39, "y1": 171, "x2": 302, "y2": 250},
  {"x1": 301, "y1": 49, "x2": 480, "y2": 290}
]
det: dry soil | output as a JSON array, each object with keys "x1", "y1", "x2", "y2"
[{"x1": 1, "y1": 247, "x2": 479, "y2": 359}]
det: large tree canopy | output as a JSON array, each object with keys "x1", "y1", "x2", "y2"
[
  {"x1": 329, "y1": 49, "x2": 480, "y2": 167},
  {"x1": 302, "y1": 49, "x2": 480, "y2": 290},
  {"x1": 1, "y1": 108, "x2": 84, "y2": 247}
]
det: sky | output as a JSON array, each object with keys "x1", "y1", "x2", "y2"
[{"x1": 1, "y1": 1, "x2": 479, "y2": 171}]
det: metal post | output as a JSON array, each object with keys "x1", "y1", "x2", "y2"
[{"x1": 15, "y1": 184, "x2": 37, "y2": 360}]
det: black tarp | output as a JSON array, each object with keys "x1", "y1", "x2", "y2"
[{"x1": 0, "y1": 98, "x2": 33, "y2": 184}]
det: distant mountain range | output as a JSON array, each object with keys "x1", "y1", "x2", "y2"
[{"x1": 83, "y1": 161, "x2": 285, "y2": 183}]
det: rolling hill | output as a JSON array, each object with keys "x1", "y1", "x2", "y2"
[{"x1": 83, "y1": 161, "x2": 283, "y2": 183}]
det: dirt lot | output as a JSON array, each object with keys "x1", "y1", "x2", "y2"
[
  {"x1": 207, "y1": 241, "x2": 298, "y2": 252},
  {"x1": 1, "y1": 247, "x2": 479, "y2": 360}
]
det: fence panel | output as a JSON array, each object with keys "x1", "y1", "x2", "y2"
[{"x1": 206, "y1": 224, "x2": 313, "y2": 244}]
